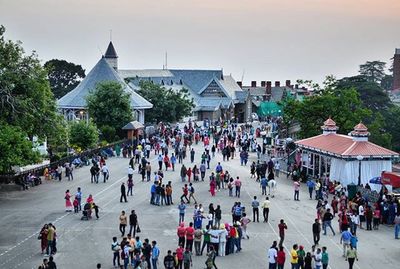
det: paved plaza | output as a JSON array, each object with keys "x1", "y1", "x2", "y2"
[{"x1": 0, "y1": 142, "x2": 399, "y2": 269}]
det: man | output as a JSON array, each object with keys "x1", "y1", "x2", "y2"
[
  {"x1": 260, "y1": 177, "x2": 268, "y2": 195},
  {"x1": 180, "y1": 165, "x2": 187, "y2": 182},
  {"x1": 312, "y1": 218, "x2": 321, "y2": 245},
  {"x1": 101, "y1": 163, "x2": 109, "y2": 183},
  {"x1": 234, "y1": 177, "x2": 242, "y2": 198},
  {"x1": 120, "y1": 182, "x2": 127, "y2": 203},
  {"x1": 188, "y1": 183, "x2": 197, "y2": 204},
  {"x1": 293, "y1": 180, "x2": 300, "y2": 201},
  {"x1": 47, "y1": 255, "x2": 57, "y2": 269},
  {"x1": 322, "y1": 209, "x2": 335, "y2": 236},
  {"x1": 290, "y1": 244, "x2": 299, "y2": 269},
  {"x1": 278, "y1": 219, "x2": 287, "y2": 247},
  {"x1": 314, "y1": 248, "x2": 323, "y2": 269},
  {"x1": 340, "y1": 228, "x2": 352, "y2": 258},
  {"x1": 185, "y1": 222, "x2": 195, "y2": 252},
  {"x1": 251, "y1": 196, "x2": 260, "y2": 222},
  {"x1": 151, "y1": 240, "x2": 160, "y2": 269},
  {"x1": 75, "y1": 187, "x2": 82, "y2": 211},
  {"x1": 178, "y1": 201, "x2": 187, "y2": 223},
  {"x1": 268, "y1": 241, "x2": 278, "y2": 269},
  {"x1": 163, "y1": 250, "x2": 175, "y2": 269},
  {"x1": 194, "y1": 228, "x2": 203, "y2": 256},
  {"x1": 321, "y1": 246, "x2": 329, "y2": 269},
  {"x1": 128, "y1": 166, "x2": 134, "y2": 180},
  {"x1": 183, "y1": 248, "x2": 193, "y2": 269},
  {"x1": 358, "y1": 204, "x2": 365, "y2": 229},
  {"x1": 46, "y1": 223, "x2": 55, "y2": 256},
  {"x1": 306, "y1": 178, "x2": 315, "y2": 199},
  {"x1": 261, "y1": 197, "x2": 270, "y2": 223},
  {"x1": 200, "y1": 225, "x2": 211, "y2": 255},
  {"x1": 129, "y1": 210, "x2": 138, "y2": 237},
  {"x1": 395, "y1": 212, "x2": 400, "y2": 239}
]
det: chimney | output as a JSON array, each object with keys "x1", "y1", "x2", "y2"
[
  {"x1": 266, "y1": 81, "x2": 272, "y2": 94},
  {"x1": 237, "y1": 81, "x2": 243, "y2": 88},
  {"x1": 251, "y1": 81, "x2": 257, "y2": 87},
  {"x1": 275, "y1": 81, "x2": 280, "y2": 87},
  {"x1": 286, "y1": 80, "x2": 291, "y2": 87},
  {"x1": 261, "y1": 81, "x2": 266, "y2": 87}
]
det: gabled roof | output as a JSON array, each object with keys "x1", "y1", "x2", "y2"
[
  {"x1": 105, "y1": 41, "x2": 118, "y2": 58},
  {"x1": 58, "y1": 57, "x2": 152, "y2": 109}
]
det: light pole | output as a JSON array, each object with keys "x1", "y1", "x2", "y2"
[{"x1": 356, "y1": 155, "x2": 364, "y2": 186}]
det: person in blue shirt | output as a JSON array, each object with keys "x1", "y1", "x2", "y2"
[
  {"x1": 215, "y1": 162, "x2": 223, "y2": 173},
  {"x1": 306, "y1": 178, "x2": 315, "y2": 199},
  {"x1": 340, "y1": 228, "x2": 352, "y2": 257},
  {"x1": 178, "y1": 201, "x2": 186, "y2": 223},
  {"x1": 170, "y1": 153, "x2": 177, "y2": 171},
  {"x1": 260, "y1": 177, "x2": 268, "y2": 195},
  {"x1": 151, "y1": 240, "x2": 160, "y2": 269},
  {"x1": 150, "y1": 182, "x2": 157, "y2": 205},
  {"x1": 350, "y1": 235, "x2": 358, "y2": 249}
]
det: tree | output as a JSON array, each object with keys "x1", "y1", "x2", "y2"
[
  {"x1": 137, "y1": 81, "x2": 194, "y2": 123},
  {"x1": 44, "y1": 59, "x2": 85, "y2": 99},
  {"x1": 368, "y1": 112, "x2": 392, "y2": 149},
  {"x1": 359, "y1": 60, "x2": 386, "y2": 83},
  {"x1": 385, "y1": 106, "x2": 400, "y2": 152},
  {"x1": 0, "y1": 124, "x2": 41, "y2": 174},
  {"x1": 380, "y1": 74, "x2": 393, "y2": 91},
  {"x1": 68, "y1": 120, "x2": 99, "y2": 151},
  {"x1": 86, "y1": 81, "x2": 133, "y2": 139},
  {"x1": 0, "y1": 25, "x2": 66, "y2": 144}
]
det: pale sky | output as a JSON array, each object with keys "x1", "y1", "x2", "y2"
[{"x1": 1, "y1": 0, "x2": 399, "y2": 85}]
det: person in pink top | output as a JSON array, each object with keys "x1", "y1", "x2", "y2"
[
  {"x1": 177, "y1": 222, "x2": 186, "y2": 248},
  {"x1": 210, "y1": 178, "x2": 216, "y2": 196},
  {"x1": 185, "y1": 222, "x2": 195, "y2": 252},
  {"x1": 294, "y1": 180, "x2": 300, "y2": 201},
  {"x1": 176, "y1": 244, "x2": 184, "y2": 269},
  {"x1": 234, "y1": 177, "x2": 242, "y2": 198}
]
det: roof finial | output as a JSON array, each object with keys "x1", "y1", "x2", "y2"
[{"x1": 110, "y1": 29, "x2": 112, "y2": 41}]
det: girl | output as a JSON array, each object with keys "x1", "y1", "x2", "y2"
[
  {"x1": 210, "y1": 178, "x2": 216, "y2": 196},
  {"x1": 65, "y1": 190, "x2": 73, "y2": 212}
]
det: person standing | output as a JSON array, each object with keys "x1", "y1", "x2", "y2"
[
  {"x1": 127, "y1": 177, "x2": 134, "y2": 196},
  {"x1": 394, "y1": 212, "x2": 400, "y2": 239},
  {"x1": 177, "y1": 223, "x2": 186, "y2": 249},
  {"x1": 163, "y1": 250, "x2": 175, "y2": 269},
  {"x1": 201, "y1": 225, "x2": 211, "y2": 255},
  {"x1": 158, "y1": 154, "x2": 163, "y2": 171},
  {"x1": 306, "y1": 178, "x2": 315, "y2": 199},
  {"x1": 47, "y1": 256, "x2": 57, "y2": 269},
  {"x1": 183, "y1": 248, "x2": 192, "y2": 269},
  {"x1": 128, "y1": 166, "x2": 134, "y2": 180},
  {"x1": 261, "y1": 197, "x2": 270, "y2": 223},
  {"x1": 129, "y1": 210, "x2": 138, "y2": 237},
  {"x1": 101, "y1": 163, "x2": 109, "y2": 183},
  {"x1": 180, "y1": 165, "x2": 187, "y2": 182},
  {"x1": 119, "y1": 211, "x2": 128, "y2": 237},
  {"x1": 314, "y1": 248, "x2": 322, "y2": 269},
  {"x1": 290, "y1": 244, "x2": 299, "y2": 269},
  {"x1": 278, "y1": 219, "x2": 287, "y2": 247},
  {"x1": 194, "y1": 228, "x2": 203, "y2": 256},
  {"x1": 111, "y1": 236, "x2": 121, "y2": 268},
  {"x1": 321, "y1": 246, "x2": 329, "y2": 269},
  {"x1": 277, "y1": 245, "x2": 285, "y2": 269},
  {"x1": 312, "y1": 219, "x2": 321, "y2": 245},
  {"x1": 120, "y1": 182, "x2": 128, "y2": 203},
  {"x1": 185, "y1": 222, "x2": 195, "y2": 252},
  {"x1": 268, "y1": 241, "x2": 278, "y2": 269},
  {"x1": 234, "y1": 177, "x2": 242, "y2": 198},
  {"x1": 75, "y1": 187, "x2": 82, "y2": 211},
  {"x1": 178, "y1": 202, "x2": 187, "y2": 223},
  {"x1": 346, "y1": 245, "x2": 358, "y2": 269},
  {"x1": 176, "y1": 244, "x2": 184, "y2": 269},
  {"x1": 358, "y1": 204, "x2": 365, "y2": 229},
  {"x1": 252, "y1": 196, "x2": 260, "y2": 223},
  {"x1": 64, "y1": 190, "x2": 73, "y2": 212},
  {"x1": 151, "y1": 240, "x2": 160, "y2": 269},
  {"x1": 215, "y1": 205, "x2": 222, "y2": 228},
  {"x1": 190, "y1": 148, "x2": 195, "y2": 163},
  {"x1": 293, "y1": 180, "x2": 300, "y2": 201},
  {"x1": 39, "y1": 224, "x2": 48, "y2": 254},
  {"x1": 46, "y1": 223, "x2": 55, "y2": 256}
]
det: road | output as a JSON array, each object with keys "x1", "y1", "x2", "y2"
[{"x1": 0, "y1": 142, "x2": 399, "y2": 269}]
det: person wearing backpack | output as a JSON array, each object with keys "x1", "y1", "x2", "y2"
[
  {"x1": 111, "y1": 237, "x2": 121, "y2": 268},
  {"x1": 183, "y1": 248, "x2": 192, "y2": 269},
  {"x1": 188, "y1": 183, "x2": 197, "y2": 204}
]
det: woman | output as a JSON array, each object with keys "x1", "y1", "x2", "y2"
[
  {"x1": 277, "y1": 246, "x2": 285, "y2": 269},
  {"x1": 250, "y1": 162, "x2": 256, "y2": 178},
  {"x1": 210, "y1": 178, "x2": 216, "y2": 197},
  {"x1": 214, "y1": 206, "x2": 222, "y2": 228},
  {"x1": 65, "y1": 190, "x2": 73, "y2": 212},
  {"x1": 186, "y1": 167, "x2": 192, "y2": 182},
  {"x1": 86, "y1": 194, "x2": 94, "y2": 205},
  {"x1": 373, "y1": 206, "x2": 381, "y2": 230},
  {"x1": 127, "y1": 178, "x2": 134, "y2": 196},
  {"x1": 39, "y1": 224, "x2": 48, "y2": 254},
  {"x1": 193, "y1": 165, "x2": 199, "y2": 182},
  {"x1": 304, "y1": 252, "x2": 312, "y2": 269},
  {"x1": 346, "y1": 245, "x2": 358, "y2": 269}
]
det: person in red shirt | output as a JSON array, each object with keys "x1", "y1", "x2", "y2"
[
  {"x1": 163, "y1": 155, "x2": 170, "y2": 171},
  {"x1": 187, "y1": 167, "x2": 192, "y2": 182},
  {"x1": 177, "y1": 223, "x2": 186, "y2": 248},
  {"x1": 277, "y1": 246, "x2": 286, "y2": 269},
  {"x1": 176, "y1": 244, "x2": 184, "y2": 269},
  {"x1": 278, "y1": 219, "x2": 287, "y2": 247},
  {"x1": 185, "y1": 222, "x2": 195, "y2": 252}
]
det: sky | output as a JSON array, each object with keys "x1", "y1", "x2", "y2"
[{"x1": 1, "y1": 0, "x2": 399, "y2": 85}]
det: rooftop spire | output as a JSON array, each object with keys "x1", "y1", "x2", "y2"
[
  {"x1": 321, "y1": 117, "x2": 338, "y2": 135},
  {"x1": 105, "y1": 41, "x2": 118, "y2": 59}
]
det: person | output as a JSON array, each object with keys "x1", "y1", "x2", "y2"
[
  {"x1": 278, "y1": 219, "x2": 287, "y2": 247},
  {"x1": 127, "y1": 177, "x2": 134, "y2": 196},
  {"x1": 101, "y1": 163, "x2": 109, "y2": 182},
  {"x1": 46, "y1": 223, "x2": 55, "y2": 256},
  {"x1": 119, "y1": 211, "x2": 128, "y2": 237},
  {"x1": 312, "y1": 219, "x2": 321, "y2": 245},
  {"x1": 304, "y1": 252, "x2": 312, "y2": 269},
  {"x1": 38, "y1": 258, "x2": 48, "y2": 269},
  {"x1": 340, "y1": 228, "x2": 352, "y2": 258},
  {"x1": 252, "y1": 196, "x2": 260, "y2": 222},
  {"x1": 394, "y1": 212, "x2": 400, "y2": 239},
  {"x1": 314, "y1": 248, "x2": 322, "y2": 269},
  {"x1": 321, "y1": 246, "x2": 329, "y2": 269},
  {"x1": 261, "y1": 197, "x2": 270, "y2": 222},
  {"x1": 180, "y1": 184, "x2": 190, "y2": 203},
  {"x1": 358, "y1": 204, "x2": 365, "y2": 229},
  {"x1": 151, "y1": 240, "x2": 160, "y2": 269},
  {"x1": 240, "y1": 213, "x2": 251, "y2": 239},
  {"x1": 234, "y1": 177, "x2": 242, "y2": 198},
  {"x1": 178, "y1": 202, "x2": 186, "y2": 223},
  {"x1": 164, "y1": 250, "x2": 175, "y2": 269},
  {"x1": 188, "y1": 183, "x2": 197, "y2": 204},
  {"x1": 176, "y1": 244, "x2": 184, "y2": 269},
  {"x1": 39, "y1": 224, "x2": 48, "y2": 254},
  {"x1": 183, "y1": 248, "x2": 192, "y2": 269},
  {"x1": 205, "y1": 245, "x2": 217, "y2": 269},
  {"x1": 322, "y1": 209, "x2": 335, "y2": 236},
  {"x1": 112, "y1": 236, "x2": 121, "y2": 268},
  {"x1": 129, "y1": 210, "x2": 138, "y2": 237},
  {"x1": 120, "y1": 182, "x2": 128, "y2": 203},
  {"x1": 47, "y1": 256, "x2": 56, "y2": 269},
  {"x1": 346, "y1": 245, "x2": 358, "y2": 269},
  {"x1": 293, "y1": 180, "x2": 300, "y2": 201},
  {"x1": 277, "y1": 245, "x2": 285, "y2": 269},
  {"x1": 306, "y1": 178, "x2": 315, "y2": 199},
  {"x1": 268, "y1": 241, "x2": 278, "y2": 269},
  {"x1": 297, "y1": 245, "x2": 305, "y2": 269},
  {"x1": 261, "y1": 177, "x2": 268, "y2": 195},
  {"x1": 194, "y1": 228, "x2": 203, "y2": 256},
  {"x1": 185, "y1": 222, "x2": 195, "y2": 252},
  {"x1": 93, "y1": 203, "x2": 100, "y2": 219},
  {"x1": 64, "y1": 190, "x2": 73, "y2": 212},
  {"x1": 122, "y1": 240, "x2": 131, "y2": 269},
  {"x1": 218, "y1": 224, "x2": 227, "y2": 257},
  {"x1": 200, "y1": 225, "x2": 211, "y2": 256},
  {"x1": 177, "y1": 223, "x2": 186, "y2": 248},
  {"x1": 290, "y1": 244, "x2": 299, "y2": 269},
  {"x1": 215, "y1": 205, "x2": 222, "y2": 228},
  {"x1": 128, "y1": 166, "x2": 134, "y2": 180},
  {"x1": 75, "y1": 187, "x2": 82, "y2": 211}
]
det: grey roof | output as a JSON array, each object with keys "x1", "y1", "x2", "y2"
[
  {"x1": 235, "y1": 90, "x2": 248, "y2": 103},
  {"x1": 58, "y1": 57, "x2": 152, "y2": 109},
  {"x1": 105, "y1": 42, "x2": 118, "y2": 58},
  {"x1": 122, "y1": 121, "x2": 144, "y2": 130}
]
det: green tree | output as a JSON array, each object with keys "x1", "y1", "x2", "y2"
[
  {"x1": 380, "y1": 74, "x2": 393, "y2": 91},
  {"x1": 68, "y1": 120, "x2": 99, "y2": 151},
  {"x1": 137, "y1": 81, "x2": 194, "y2": 123},
  {"x1": 0, "y1": 124, "x2": 41, "y2": 174},
  {"x1": 359, "y1": 60, "x2": 386, "y2": 83},
  {"x1": 368, "y1": 112, "x2": 392, "y2": 149},
  {"x1": 86, "y1": 81, "x2": 133, "y2": 139},
  {"x1": 0, "y1": 25, "x2": 65, "y2": 144},
  {"x1": 44, "y1": 59, "x2": 85, "y2": 99},
  {"x1": 385, "y1": 106, "x2": 400, "y2": 152}
]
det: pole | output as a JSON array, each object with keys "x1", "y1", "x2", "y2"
[{"x1": 358, "y1": 160, "x2": 361, "y2": 186}]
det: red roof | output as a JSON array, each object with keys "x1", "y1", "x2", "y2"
[{"x1": 296, "y1": 133, "x2": 399, "y2": 158}]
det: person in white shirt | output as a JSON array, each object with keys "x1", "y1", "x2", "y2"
[
  {"x1": 218, "y1": 225, "x2": 227, "y2": 257},
  {"x1": 268, "y1": 240, "x2": 278, "y2": 267},
  {"x1": 101, "y1": 164, "x2": 109, "y2": 183},
  {"x1": 128, "y1": 166, "x2": 134, "y2": 180},
  {"x1": 358, "y1": 205, "x2": 365, "y2": 229},
  {"x1": 314, "y1": 248, "x2": 323, "y2": 269}
]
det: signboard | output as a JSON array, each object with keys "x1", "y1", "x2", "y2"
[{"x1": 357, "y1": 186, "x2": 380, "y2": 203}]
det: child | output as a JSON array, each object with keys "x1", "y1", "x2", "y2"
[
  {"x1": 73, "y1": 197, "x2": 79, "y2": 213},
  {"x1": 92, "y1": 203, "x2": 100, "y2": 219}
]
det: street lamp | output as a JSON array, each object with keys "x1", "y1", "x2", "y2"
[{"x1": 356, "y1": 155, "x2": 364, "y2": 186}]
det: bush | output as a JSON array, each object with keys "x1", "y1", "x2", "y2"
[{"x1": 68, "y1": 120, "x2": 99, "y2": 150}]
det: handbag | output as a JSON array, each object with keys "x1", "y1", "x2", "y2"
[{"x1": 136, "y1": 226, "x2": 141, "y2": 233}]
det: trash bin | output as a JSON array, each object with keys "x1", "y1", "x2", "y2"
[{"x1": 347, "y1": 183, "x2": 357, "y2": 200}]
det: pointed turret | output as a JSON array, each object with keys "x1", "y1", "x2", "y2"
[
  {"x1": 350, "y1": 122, "x2": 370, "y2": 141},
  {"x1": 321, "y1": 117, "x2": 339, "y2": 135},
  {"x1": 104, "y1": 41, "x2": 118, "y2": 70}
]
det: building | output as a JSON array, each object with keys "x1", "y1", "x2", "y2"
[
  {"x1": 57, "y1": 42, "x2": 153, "y2": 124},
  {"x1": 295, "y1": 118, "x2": 399, "y2": 189}
]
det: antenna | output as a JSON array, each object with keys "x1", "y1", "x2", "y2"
[
  {"x1": 165, "y1": 51, "x2": 168, "y2": 70},
  {"x1": 110, "y1": 29, "x2": 112, "y2": 41},
  {"x1": 97, "y1": 45, "x2": 104, "y2": 56},
  {"x1": 241, "y1": 69, "x2": 245, "y2": 82}
]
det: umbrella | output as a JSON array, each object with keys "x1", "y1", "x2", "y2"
[{"x1": 369, "y1": 176, "x2": 381, "y2": 185}]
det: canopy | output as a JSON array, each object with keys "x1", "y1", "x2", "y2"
[
  {"x1": 369, "y1": 177, "x2": 381, "y2": 185},
  {"x1": 257, "y1": 101, "x2": 282, "y2": 117},
  {"x1": 381, "y1": 171, "x2": 400, "y2": 188},
  {"x1": 122, "y1": 121, "x2": 144, "y2": 130}
]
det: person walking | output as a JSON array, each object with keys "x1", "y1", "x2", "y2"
[
  {"x1": 277, "y1": 245, "x2": 285, "y2": 269},
  {"x1": 163, "y1": 250, "x2": 175, "y2": 269},
  {"x1": 293, "y1": 180, "x2": 300, "y2": 201},
  {"x1": 278, "y1": 219, "x2": 287, "y2": 247},
  {"x1": 340, "y1": 228, "x2": 352, "y2": 258},
  {"x1": 234, "y1": 177, "x2": 242, "y2": 198},
  {"x1": 151, "y1": 240, "x2": 160, "y2": 269},
  {"x1": 201, "y1": 225, "x2": 211, "y2": 255},
  {"x1": 194, "y1": 228, "x2": 203, "y2": 256},
  {"x1": 120, "y1": 182, "x2": 128, "y2": 203},
  {"x1": 314, "y1": 248, "x2": 322, "y2": 269},
  {"x1": 346, "y1": 245, "x2": 358, "y2": 269},
  {"x1": 312, "y1": 219, "x2": 321, "y2": 245},
  {"x1": 101, "y1": 163, "x2": 109, "y2": 183},
  {"x1": 252, "y1": 196, "x2": 260, "y2": 222},
  {"x1": 188, "y1": 183, "x2": 197, "y2": 204},
  {"x1": 111, "y1": 236, "x2": 121, "y2": 268},
  {"x1": 268, "y1": 241, "x2": 278, "y2": 269},
  {"x1": 119, "y1": 211, "x2": 128, "y2": 237},
  {"x1": 321, "y1": 246, "x2": 329, "y2": 269},
  {"x1": 129, "y1": 210, "x2": 138, "y2": 237},
  {"x1": 322, "y1": 209, "x2": 335, "y2": 236},
  {"x1": 261, "y1": 197, "x2": 270, "y2": 222},
  {"x1": 183, "y1": 248, "x2": 192, "y2": 269},
  {"x1": 180, "y1": 184, "x2": 190, "y2": 204},
  {"x1": 127, "y1": 177, "x2": 134, "y2": 196}
]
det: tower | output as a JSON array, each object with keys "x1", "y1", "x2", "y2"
[
  {"x1": 393, "y1": 48, "x2": 400, "y2": 91},
  {"x1": 104, "y1": 41, "x2": 118, "y2": 70}
]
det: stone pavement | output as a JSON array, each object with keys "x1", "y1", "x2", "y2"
[{"x1": 0, "y1": 142, "x2": 399, "y2": 269}]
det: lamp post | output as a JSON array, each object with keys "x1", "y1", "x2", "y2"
[{"x1": 356, "y1": 155, "x2": 364, "y2": 186}]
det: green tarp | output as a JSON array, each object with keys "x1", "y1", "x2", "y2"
[{"x1": 257, "y1": 101, "x2": 282, "y2": 117}]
